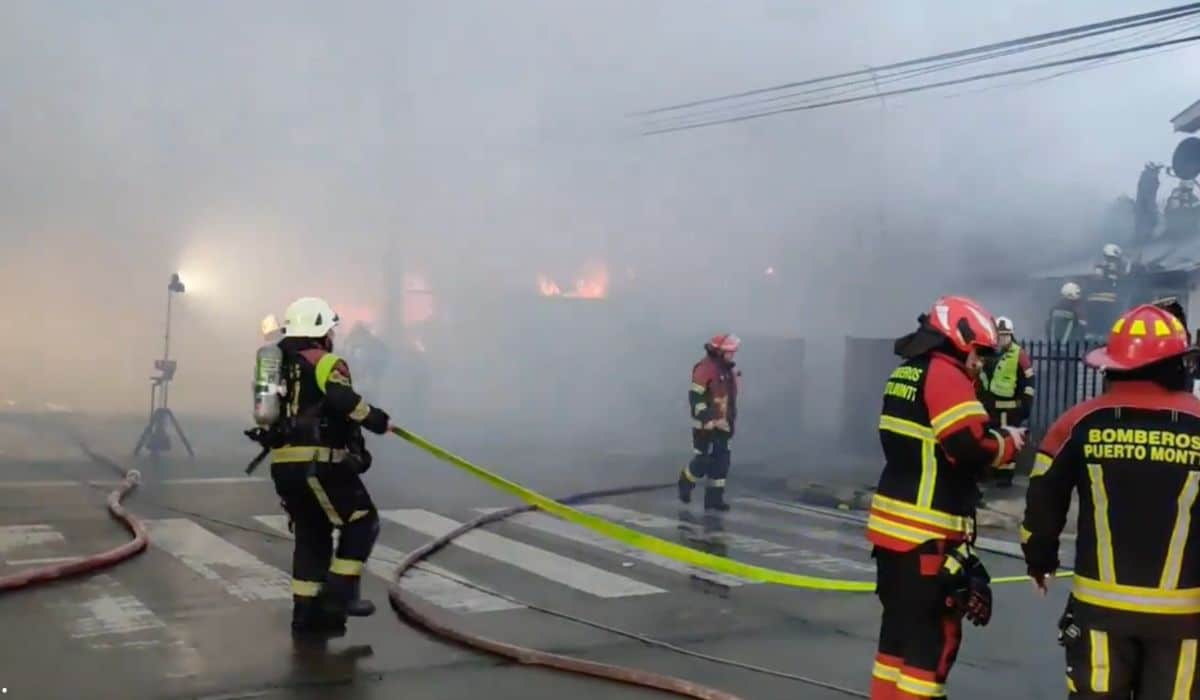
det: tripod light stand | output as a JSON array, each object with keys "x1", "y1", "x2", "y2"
[{"x1": 134, "y1": 273, "x2": 194, "y2": 459}]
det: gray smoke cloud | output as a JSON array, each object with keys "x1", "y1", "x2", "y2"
[{"x1": 1, "y1": 1, "x2": 1195, "y2": 456}]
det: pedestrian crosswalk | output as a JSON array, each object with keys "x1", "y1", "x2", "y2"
[{"x1": 0, "y1": 497, "x2": 923, "y2": 663}]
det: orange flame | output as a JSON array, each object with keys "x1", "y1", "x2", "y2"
[{"x1": 538, "y1": 262, "x2": 608, "y2": 300}]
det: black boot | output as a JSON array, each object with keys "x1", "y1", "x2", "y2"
[
  {"x1": 292, "y1": 596, "x2": 346, "y2": 639},
  {"x1": 345, "y1": 577, "x2": 375, "y2": 618},
  {"x1": 678, "y1": 470, "x2": 696, "y2": 504},
  {"x1": 704, "y1": 486, "x2": 730, "y2": 512}
]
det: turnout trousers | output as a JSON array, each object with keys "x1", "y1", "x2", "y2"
[
  {"x1": 680, "y1": 429, "x2": 731, "y2": 509},
  {"x1": 271, "y1": 460, "x2": 380, "y2": 621},
  {"x1": 871, "y1": 541, "x2": 962, "y2": 700},
  {"x1": 1064, "y1": 621, "x2": 1199, "y2": 699}
]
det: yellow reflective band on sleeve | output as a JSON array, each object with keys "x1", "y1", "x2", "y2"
[
  {"x1": 1020, "y1": 525, "x2": 1033, "y2": 544},
  {"x1": 930, "y1": 400, "x2": 988, "y2": 435},
  {"x1": 1090, "y1": 630, "x2": 1110, "y2": 693},
  {"x1": 1174, "y1": 640, "x2": 1198, "y2": 700},
  {"x1": 1067, "y1": 676, "x2": 1077, "y2": 693},
  {"x1": 693, "y1": 402, "x2": 708, "y2": 416},
  {"x1": 1073, "y1": 576, "x2": 1200, "y2": 614},
  {"x1": 306, "y1": 476, "x2": 344, "y2": 526},
  {"x1": 1087, "y1": 464, "x2": 1116, "y2": 583},
  {"x1": 271, "y1": 446, "x2": 347, "y2": 464},
  {"x1": 1161, "y1": 472, "x2": 1200, "y2": 590},
  {"x1": 349, "y1": 399, "x2": 370, "y2": 421},
  {"x1": 386, "y1": 426, "x2": 1063, "y2": 591},
  {"x1": 292, "y1": 579, "x2": 322, "y2": 597},
  {"x1": 689, "y1": 382, "x2": 706, "y2": 394},
  {"x1": 329, "y1": 558, "x2": 363, "y2": 576},
  {"x1": 314, "y1": 353, "x2": 343, "y2": 393},
  {"x1": 897, "y1": 673, "x2": 946, "y2": 698},
  {"x1": 1032, "y1": 453, "x2": 1053, "y2": 478}
]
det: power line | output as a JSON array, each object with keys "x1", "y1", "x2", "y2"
[
  {"x1": 644, "y1": 32, "x2": 1200, "y2": 135},
  {"x1": 633, "y1": 2, "x2": 1200, "y2": 117},
  {"x1": 641, "y1": 11, "x2": 1200, "y2": 130}
]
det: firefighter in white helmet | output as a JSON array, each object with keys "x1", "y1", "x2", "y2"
[
  {"x1": 1085, "y1": 243, "x2": 1129, "y2": 335},
  {"x1": 265, "y1": 297, "x2": 392, "y2": 639},
  {"x1": 978, "y1": 317, "x2": 1034, "y2": 487},
  {"x1": 1046, "y1": 282, "x2": 1086, "y2": 343}
]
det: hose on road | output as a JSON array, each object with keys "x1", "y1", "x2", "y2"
[
  {"x1": 0, "y1": 466, "x2": 147, "y2": 592},
  {"x1": 390, "y1": 483, "x2": 869, "y2": 699}
]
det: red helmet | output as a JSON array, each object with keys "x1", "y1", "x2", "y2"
[
  {"x1": 1086, "y1": 304, "x2": 1193, "y2": 370},
  {"x1": 925, "y1": 296, "x2": 999, "y2": 355},
  {"x1": 706, "y1": 333, "x2": 741, "y2": 354}
]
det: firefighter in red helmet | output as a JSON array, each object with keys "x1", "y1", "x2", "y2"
[
  {"x1": 868, "y1": 296, "x2": 1026, "y2": 700},
  {"x1": 1023, "y1": 304, "x2": 1200, "y2": 698},
  {"x1": 678, "y1": 333, "x2": 741, "y2": 512}
]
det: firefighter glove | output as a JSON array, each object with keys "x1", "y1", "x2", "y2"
[
  {"x1": 941, "y1": 543, "x2": 992, "y2": 627},
  {"x1": 1002, "y1": 426, "x2": 1027, "y2": 452},
  {"x1": 712, "y1": 418, "x2": 731, "y2": 433},
  {"x1": 1021, "y1": 537, "x2": 1059, "y2": 581}
]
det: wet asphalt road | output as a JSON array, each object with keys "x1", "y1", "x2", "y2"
[{"x1": 0, "y1": 426, "x2": 1073, "y2": 700}]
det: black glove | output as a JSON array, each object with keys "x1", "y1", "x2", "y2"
[
  {"x1": 940, "y1": 543, "x2": 993, "y2": 627},
  {"x1": 1021, "y1": 537, "x2": 1059, "y2": 582}
]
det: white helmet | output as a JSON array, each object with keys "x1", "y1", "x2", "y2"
[
  {"x1": 1102, "y1": 243, "x2": 1123, "y2": 259},
  {"x1": 282, "y1": 297, "x2": 340, "y2": 338},
  {"x1": 1061, "y1": 282, "x2": 1082, "y2": 300},
  {"x1": 995, "y1": 316, "x2": 1015, "y2": 335}
]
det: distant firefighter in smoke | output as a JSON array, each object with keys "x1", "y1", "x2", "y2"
[
  {"x1": 341, "y1": 322, "x2": 390, "y2": 400},
  {"x1": 678, "y1": 333, "x2": 741, "y2": 512}
]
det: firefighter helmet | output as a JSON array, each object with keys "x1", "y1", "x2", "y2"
[
  {"x1": 706, "y1": 334, "x2": 741, "y2": 354},
  {"x1": 1061, "y1": 282, "x2": 1082, "y2": 300},
  {"x1": 282, "y1": 297, "x2": 340, "y2": 338},
  {"x1": 1086, "y1": 304, "x2": 1193, "y2": 371},
  {"x1": 1103, "y1": 243, "x2": 1123, "y2": 259},
  {"x1": 995, "y1": 316, "x2": 1015, "y2": 336},
  {"x1": 925, "y1": 296, "x2": 999, "y2": 355}
]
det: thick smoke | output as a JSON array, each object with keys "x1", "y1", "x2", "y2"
[{"x1": 1, "y1": 1, "x2": 1195, "y2": 459}]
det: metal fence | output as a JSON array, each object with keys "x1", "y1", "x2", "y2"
[{"x1": 1023, "y1": 339, "x2": 1105, "y2": 441}]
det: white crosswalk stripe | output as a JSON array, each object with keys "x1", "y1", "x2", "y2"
[
  {"x1": 578, "y1": 503, "x2": 875, "y2": 575},
  {"x1": 144, "y1": 519, "x2": 292, "y2": 601},
  {"x1": 477, "y1": 508, "x2": 754, "y2": 587},
  {"x1": 253, "y1": 515, "x2": 522, "y2": 613},
  {"x1": 379, "y1": 509, "x2": 666, "y2": 598}
]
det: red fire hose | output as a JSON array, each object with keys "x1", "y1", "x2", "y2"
[
  {"x1": 0, "y1": 469, "x2": 147, "y2": 591},
  {"x1": 389, "y1": 483, "x2": 746, "y2": 700}
]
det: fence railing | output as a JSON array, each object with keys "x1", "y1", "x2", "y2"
[{"x1": 1022, "y1": 339, "x2": 1105, "y2": 441}]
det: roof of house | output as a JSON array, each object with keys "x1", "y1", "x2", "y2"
[
  {"x1": 1032, "y1": 236, "x2": 1200, "y2": 280},
  {"x1": 1173, "y1": 98, "x2": 1200, "y2": 134}
]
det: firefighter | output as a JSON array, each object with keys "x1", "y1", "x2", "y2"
[
  {"x1": 678, "y1": 333, "x2": 741, "y2": 512},
  {"x1": 1022, "y1": 303, "x2": 1200, "y2": 698},
  {"x1": 341, "y1": 322, "x2": 389, "y2": 399},
  {"x1": 1085, "y1": 244, "x2": 1128, "y2": 337},
  {"x1": 868, "y1": 296, "x2": 1025, "y2": 700},
  {"x1": 979, "y1": 316, "x2": 1035, "y2": 487},
  {"x1": 1047, "y1": 282, "x2": 1087, "y2": 343},
  {"x1": 270, "y1": 297, "x2": 391, "y2": 639}
]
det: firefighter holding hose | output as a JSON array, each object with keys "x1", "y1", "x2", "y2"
[
  {"x1": 678, "y1": 333, "x2": 741, "y2": 512},
  {"x1": 868, "y1": 296, "x2": 1025, "y2": 700},
  {"x1": 1022, "y1": 304, "x2": 1200, "y2": 698},
  {"x1": 251, "y1": 296, "x2": 392, "y2": 639}
]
